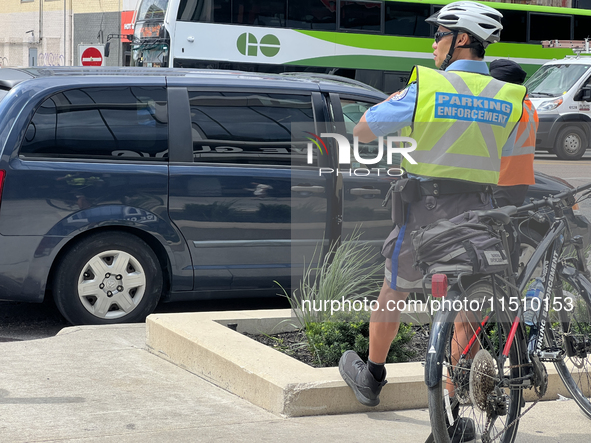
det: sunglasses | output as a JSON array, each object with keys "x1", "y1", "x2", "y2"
[{"x1": 434, "y1": 31, "x2": 455, "y2": 43}]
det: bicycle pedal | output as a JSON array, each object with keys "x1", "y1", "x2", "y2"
[{"x1": 539, "y1": 350, "x2": 561, "y2": 361}]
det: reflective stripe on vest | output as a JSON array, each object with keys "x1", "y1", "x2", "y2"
[
  {"x1": 498, "y1": 97, "x2": 538, "y2": 186},
  {"x1": 503, "y1": 98, "x2": 538, "y2": 157},
  {"x1": 402, "y1": 66, "x2": 526, "y2": 185}
]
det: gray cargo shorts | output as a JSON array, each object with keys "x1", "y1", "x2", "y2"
[{"x1": 383, "y1": 191, "x2": 492, "y2": 293}]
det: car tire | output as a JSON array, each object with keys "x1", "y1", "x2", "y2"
[
  {"x1": 53, "y1": 232, "x2": 163, "y2": 325},
  {"x1": 555, "y1": 126, "x2": 588, "y2": 160}
]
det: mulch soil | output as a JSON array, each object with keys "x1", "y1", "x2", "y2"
[{"x1": 244, "y1": 325, "x2": 430, "y2": 368}]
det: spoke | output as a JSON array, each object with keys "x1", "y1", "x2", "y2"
[
  {"x1": 125, "y1": 273, "x2": 145, "y2": 289},
  {"x1": 115, "y1": 292, "x2": 136, "y2": 314},
  {"x1": 93, "y1": 294, "x2": 112, "y2": 319},
  {"x1": 88, "y1": 256, "x2": 110, "y2": 277},
  {"x1": 111, "y1": 252, "x2": 132, "y2": 276},
  {"x1": 78, "y1": 280, "x2": 100, "y2": 297}
]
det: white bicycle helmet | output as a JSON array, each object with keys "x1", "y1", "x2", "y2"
[{"x1": 427, "y1": 1, "x2": 503, "y2": 46}]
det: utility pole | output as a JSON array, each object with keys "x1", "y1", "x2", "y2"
[
  {"x1": 39, "y1": 0, "x2": 44, "y2": 43},
  {"x1": 64, "y1": 0, "x2": 67, "y2": 65}
]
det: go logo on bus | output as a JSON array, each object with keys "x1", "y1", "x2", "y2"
[{"x1": 237, "y1": 33, "x2": 280, "y2": 57}]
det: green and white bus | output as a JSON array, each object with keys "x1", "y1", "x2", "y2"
[{"x1": 131, "y1": 0, "x2": 591, "y2": 92}]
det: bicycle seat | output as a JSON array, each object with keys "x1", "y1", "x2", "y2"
[{"x1": 473, "y1": 206, "x2": 517, "y2": 225}]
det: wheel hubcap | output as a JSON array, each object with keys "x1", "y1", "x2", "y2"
[
  {"x1": 563, "y1": 133, "x2": 582, "y2": 154},
  {"x1": 77, "y1": 250, "x2": 146, "y2": 319}
]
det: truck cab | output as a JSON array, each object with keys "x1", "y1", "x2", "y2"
[{"x1": 526, "y1": 55, "x2": 591, "y2": 160}]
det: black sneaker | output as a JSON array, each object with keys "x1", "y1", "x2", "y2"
[
  {"x1": 445, "y1": 399, "x2": 476, "y2": 443},
  {"x1": 338, "y1": 350, "x2": 387, "y2": 407}
]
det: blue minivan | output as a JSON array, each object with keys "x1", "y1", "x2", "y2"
[
  {"x1": 0, "y1": 67, "x2": 588, "y2": 325},
  {"x1": 0, "y1": 67, "x2": 397, "y2": 325}
]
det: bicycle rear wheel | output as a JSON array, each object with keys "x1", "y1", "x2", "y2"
[
  {"x1": 428, "y1": 281, "x2": 526, "y2": 443},
  {"x1": 550, "y1": 277, "x2": 591, "y2": 418}
]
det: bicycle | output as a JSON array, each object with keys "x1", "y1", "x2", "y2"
[{"x1": 423, "y1": 182, "x2": 591, "y2": 443}]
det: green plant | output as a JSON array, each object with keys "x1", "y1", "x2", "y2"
[
  {"x1": 277, "y1": 227, "x2": 382, "y2": 329},
  {"x1": 305, "y1": 320, "x2": 415, "y2": 367}
]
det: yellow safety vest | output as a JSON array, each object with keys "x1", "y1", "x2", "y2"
[{"x1": 402, "y1": 66, "x2": 526, "y2": 185}]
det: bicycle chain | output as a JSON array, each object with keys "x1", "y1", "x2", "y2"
[{"x1": 465, "y1": 361, "x2": 544, "y2": 442}]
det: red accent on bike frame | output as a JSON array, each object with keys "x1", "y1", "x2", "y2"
[
  {"x1": 432, "y1": 274, "x2": 448, "y2": 298},
  {"x1": 503, "y1": 316, "x2": 521, "y2": 358},
  {"x1": 461, "y1": 315, "x2": 490, "y2": 358}
]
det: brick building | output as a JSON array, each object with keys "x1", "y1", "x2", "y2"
[{"x1": 0, "y1": 0, "x2": 138, "y2": 68}]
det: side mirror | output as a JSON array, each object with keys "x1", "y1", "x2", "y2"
[
  {"x1": 104, "y1": 41, "x2": 110, "y2": 58},
  {"x1": 576, "y1": 85, "x2": 591, "y2": 102}
]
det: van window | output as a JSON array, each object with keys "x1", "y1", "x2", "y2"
[
  {"x1": 20, "y1": 87, "x2": 168, "y2": 160},
  {"x1": 188, "y1": 91, "x2": 315, "y2": 166},
  {"x1": 526, "y1": 64, "x2": 591, "y2": 98},
  {"x1": 339, "y1": 98, "x2": 399, "y2": 169}
]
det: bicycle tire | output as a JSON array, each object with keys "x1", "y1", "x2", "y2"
[
  {"x1": 549, "y1": 278, "x2": 591, "y2": 419},
  {"x1": 428, "y1": 281, "x2": 526, "y2": 443}
]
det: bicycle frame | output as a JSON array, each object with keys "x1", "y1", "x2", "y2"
[{"x1": 425, "y1": 211, "x2": 591, "y2": 387}]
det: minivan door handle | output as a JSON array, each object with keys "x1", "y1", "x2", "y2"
[
  {"x1": 350, "y1": 187, "x2": 381, "y2": 196},
  {"x1": 291, "y1": 185, "x2": 324, "y2": 193}
]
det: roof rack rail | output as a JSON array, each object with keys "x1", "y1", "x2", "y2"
[{"x1": 542, "y1": 38, "x2": 591, "y2": 56}]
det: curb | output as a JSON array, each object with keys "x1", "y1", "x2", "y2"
[{"x1": 146, "y1": 309, "x2": 576, "y2": 417}]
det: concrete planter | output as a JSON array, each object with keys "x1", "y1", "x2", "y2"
[{"x1": 146, "y1": 309, "x2": 574, "y2": 417}]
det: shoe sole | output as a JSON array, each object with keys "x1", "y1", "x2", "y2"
[{"x1": 338, "y1": 354, "x2": 380, "y2": 407}]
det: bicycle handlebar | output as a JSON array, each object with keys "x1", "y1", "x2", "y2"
[{"x1": 514, "y1": 180, "x2": 591, "y2": 215}]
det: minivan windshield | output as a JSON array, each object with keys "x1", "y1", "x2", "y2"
[
  {"x1": 0, "y1": 90, "x2": 7, "y2": 103},
  {"x1": 525, "y1": 63, "x2": 591, "y2": 98}
]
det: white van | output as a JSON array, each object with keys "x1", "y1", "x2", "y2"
[{"x1": 526, "y1": 55, "x2": 591, "y2": 160}]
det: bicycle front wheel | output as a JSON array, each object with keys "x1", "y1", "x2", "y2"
[
  {"x1": 550, "y1": 275, "x2": 591, "y2": 418},
  {"x1": 428, "y1": 281, "x2": 526, "y2": 443}
]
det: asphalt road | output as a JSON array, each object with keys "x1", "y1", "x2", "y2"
[{"x1": 2, "y1": 151, "x2": 591, "y2": 341}]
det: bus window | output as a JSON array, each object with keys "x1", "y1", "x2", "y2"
[
  {"x1": 530, "y1": 13, "x2": 572, "y2": 42},
  {"x1": 340, "y1": 1, "x2": 382, "y2": 32},
  {"x1": 384, "y1": 3, "x2": 430, "y2": 37},
  {"x1": 574, "y1": 15, "x2": 591, "y2": 40},
  {"x1": 232, "y1": 0, "x2": 286, "y2": 27},
  {"x1": 287, "y1": 0, "x2": 336, "y2": 31},
  {"x1": 500, "y1": 10, "x2": 527, "y2": 43},
  {"x1": 138, "y1": 0, "x2": 169, "y2": 21}
]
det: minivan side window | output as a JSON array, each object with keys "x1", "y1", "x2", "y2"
[
  {"x1": 20, "y1": 87, "x2": 168, "y2": 160},
  {"x1": 188, "y1": 90, "x2": 315, "y2": 166}
]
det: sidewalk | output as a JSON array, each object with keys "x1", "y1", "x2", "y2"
[{"x1": 0, "y1": 324, "x2": 589, "y2": 443}]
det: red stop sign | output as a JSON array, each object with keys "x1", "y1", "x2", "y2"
[{"x1": 81, "y1": 47, "x2": 103, "y2": 66}]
